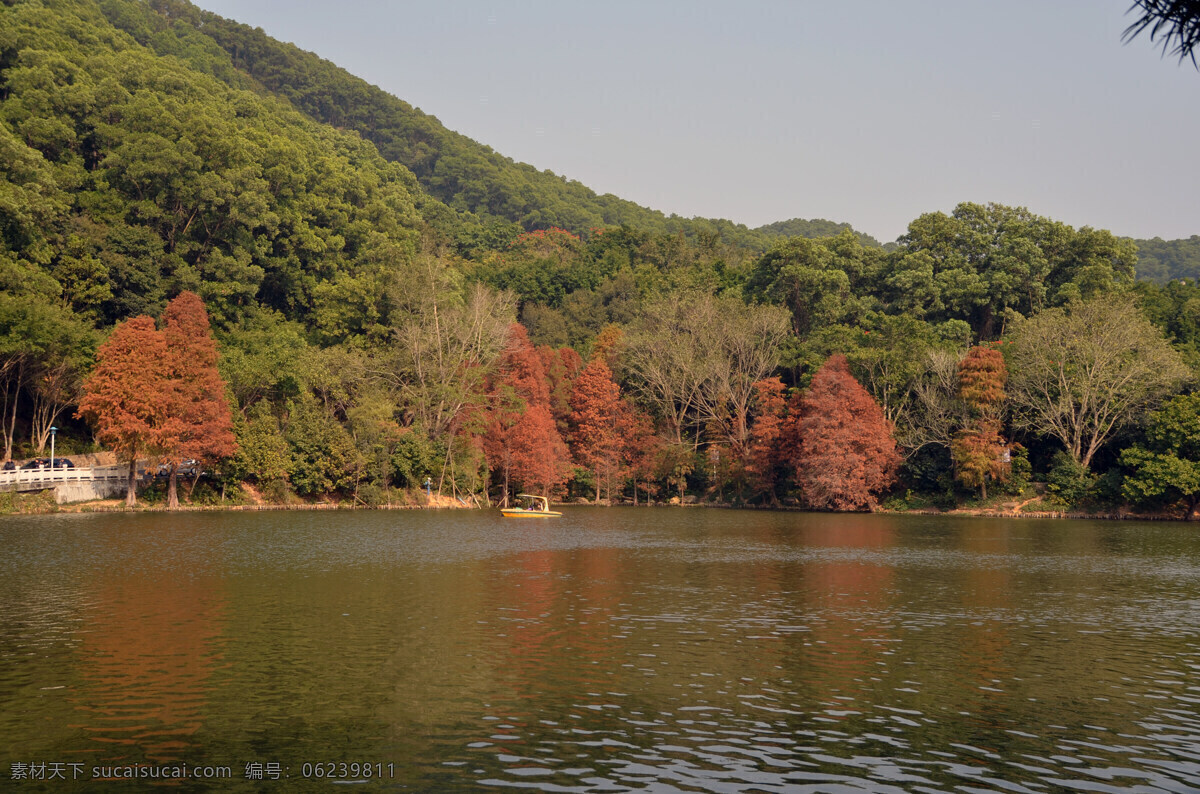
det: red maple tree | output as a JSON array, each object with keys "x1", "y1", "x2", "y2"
[
  {"x1": 569, "y1": 355, "x2": 625, "y2": 502},
  {"x1": 77, "y1": 316, "x2": 173, "y2": 506},
  {"x1": 795, "y1": 355, "x2": 900, "y2": 511},
  {"x1": 161, "y1": 292, "x2": 237, "y2": 508}
]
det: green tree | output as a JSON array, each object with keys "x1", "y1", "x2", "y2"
[
  {"x1": 1006, "y1": 295, "x2": 1190, "y2": 468},
  {"x1": 1121, "y1": 393, "x2": 1200, "y2": 518},
  {"x1": 284, "y1": 395, "x2": 362, "y2": 497},
  {"x1": 885, "y1": 203, "x2": 1135, "y2": 338}
]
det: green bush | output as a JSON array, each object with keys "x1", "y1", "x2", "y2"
[
  {"x1": 1046, "y1": 451, "x2": 1095, "y2": 507},
  {"x1": 1000, "y1": 446, "x2": 1032, "y2": 495}
]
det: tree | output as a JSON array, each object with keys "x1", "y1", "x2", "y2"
[
  {"x1": 1124, "y1": 0, "x2": 1200, "y2": 66},
  {"x1": 953, "y1": 345, "x2": 1010, "y2": 498},
  {"x1": 284, "y1": 395, "x2": 363, "y2": 497},
  {"x1": 624, "y1": 292, "x2": 789, "y2": 448},
  {"x1": 569, "y1": 356, "x2": 625, "y2": 502},
  {"x1": 622, "y1": 401, "x2": 662, "y2": 505},
  {"x1": 387, "y1": 256, "x2": 515, "y2": 489},
  {"x1": 958, "y1": 345, "x2": 1007, "y2": 417},
  {"x1": 1007, "y1": 296, "x2": 1190, "y2": 468},
  {"x1": 745, "y1": 231, "x2": 875, "y2": 337},
  {"x1": 483, "y1": 324, "x2": 570, "y2": 501},
  {"x1": 1120, "y1": 393, "x2": 1200, "y2": 518},
  {"x1": 0, "y1": 294, "x2": 96, "y2": 460},
  {"x1": 799, "y1": 314, "x2": 971, "y2": 451},
  {"x1": 744, "y1": 377, "x2": 790, "y2": 505},
  {"x1": 538, "y1": 344, "x2": 583, "y2": 436},
  {"x1": 161, "y1": 292, "x2": 237, "y2": 508},
  {"x1": 77, "y1": 316, "x2": 172, "y2": 506},
  {"x1": 795, "y1": 355, "x2": 901, "y2": 511},
  {"x1": 885, "y1": 203, "x2": 1135, "y2": 339},
  {"x1": 952, "y1": 420, "x2": 1008, "y2": 500}
]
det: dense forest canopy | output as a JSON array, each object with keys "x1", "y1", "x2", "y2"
[{"x1": 2, "y1": 0, "x2": 1200, "y2": 516}]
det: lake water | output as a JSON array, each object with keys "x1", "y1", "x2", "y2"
[{"x1": 2, "y1": 508, "x2": 1200, "y2": 792}]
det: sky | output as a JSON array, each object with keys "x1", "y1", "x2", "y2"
[{"x1": 191, "y1": 0, "x2": 1199, "y2": 243}]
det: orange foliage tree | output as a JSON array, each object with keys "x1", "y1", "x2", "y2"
[
  {"x1": 745, "y1": 377, "x2": 791, "y2": 506},
  {"x1": 161, "y1": 292, "x2": 237, "y2": 509},
  {"x1": 77, "y1": 316, "x2": 173, "y2": 506},
  {"x1": 795, "y1": 355, "x2": 901, "y2": 511},
  {"x1": 78, "y1": 294, "x2": 238, "y2": 508},
  {"x1": 569, "y1": 355, "x2": 625, "y2": 502},
  {"x1": 951, "y1": 420, "x2": 1008, "y2": 500},
  {"x1": 622, "y1": 401, "x2": 662, "y2": 505},
  {"x1": 484, "y1": 325, "x2": 570, "y2": 502},
  {"x1": 958, "y1": 345, "x2": 1007, "y2": 417},
  {"x1": 953, "y1": 344, "x2": 1009, "y2": 498},
  {"x1": 538, "y1": 344, "x2": 583, "y2": 436}
]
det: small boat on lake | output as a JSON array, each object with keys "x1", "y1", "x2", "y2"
[{"x1": 500, "y1": 494, "x2": 562, "y2": 518}]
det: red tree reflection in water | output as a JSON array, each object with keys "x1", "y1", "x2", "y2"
[
  {"x1": 69, "y1": 563, "x2": 226, "y2": 766},
  {"x1": 799, "y1": 518, "x2": 896, "y2": 710}
]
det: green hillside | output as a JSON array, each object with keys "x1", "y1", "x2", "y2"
[
  {"x1": 1133, "y1": 236, "x2": 1200, "y2": 283},
  {"x1": 0, "y1": 0, "x2": 463, "y2": 333},
  {"x1": 96, "y1": 0, "x2": 888, "y2": 256},
  {"x1": 756, "y1": 218, "x2": 887, "y2": 249}
]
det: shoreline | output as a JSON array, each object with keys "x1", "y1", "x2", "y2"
[{"x1": 3, "y1": 494, "x2": 1191, "y2": 522}]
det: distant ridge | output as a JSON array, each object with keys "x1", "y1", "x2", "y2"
[
  {"x1": 105, "y1": 0, "x2": 877, "y2": 251},
  {"x1": 755, "y1": 218, "x2": 885, "y2": 248},
  {"x1": 1132, "y1": 236, "x2": 1200, "y2": 283}
]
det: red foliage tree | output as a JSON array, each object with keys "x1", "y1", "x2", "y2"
[
  {"x1": 745, "y1": 377, "x2": 789, "y2": 505},
  {"x1": 77, "y1": 316, "x2": 173, "y2": 506},
  {"x1": 484, "y1": 324, "x2": 570, "y2": 502},
  {"x1": 622, "y1": 401, "x2": 662, "y2": 505},
  {"x1": 951, "y1": 420, "x2": 1008, "y2": 500},
  {"x1": 795, "y1": 355, "x2": 901, "y2": 511},
  {"x1": 954, "y1": 345, "x2": 1010, "y2": 498},
  {"x1": 161, "y1": 292, "x2": 237, "y2": 508},
  {"x1": 958, "y1": 345, "x2": 1007, "y2": 418},
  {"x1": 569, "y1": 356, "x2": 625, "y2": 502},
  {"x1": 538, "y1": 344, "x2": 583, "y2": 436}
]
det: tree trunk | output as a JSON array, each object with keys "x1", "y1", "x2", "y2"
[
  {"x1": 167, "y1": 464, "x2": 179, "y2": 510},
  {"x1": 126, "y1": 458, "x2": 138, "y2": 507},
  {"x1": 185, "y1": 468, "x2": 202, "y2": 499},
  {"x1": 981, "y1": 478, "x2": 988, "y2": 501}
]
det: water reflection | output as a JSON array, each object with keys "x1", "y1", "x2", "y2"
[{"x1": 2, "y1": 510, "x2": 1200, "y2": 791}]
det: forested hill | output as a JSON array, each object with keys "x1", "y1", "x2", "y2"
[
  {"x1": 1132, "y1": 236, "x2": 1200, "y2": 283},
  {"x1": 96, "y1": 0, "x2": 880, "y2": 252},
  {"x1": 0, "y1": 0, "x2": 451, "y2": 332},
  {"x1": 756, "y1": 218, "x2": 886, "y2": 249}
]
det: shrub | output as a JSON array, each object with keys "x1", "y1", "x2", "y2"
[{"x1": 1046, "y1": 451, "x2": 1095, "y2": 507}]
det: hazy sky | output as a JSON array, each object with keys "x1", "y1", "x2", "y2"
[{"x1": 192, "y1": 1, "x2": 1199, "y2": 243}]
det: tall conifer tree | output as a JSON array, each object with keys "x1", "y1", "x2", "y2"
[{"x1": 795, "y1": 355, "x2": 900, "y2": 511}]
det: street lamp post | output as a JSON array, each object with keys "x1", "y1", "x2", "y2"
[{"x1": 49, "y1": 426, "x2": 56, "y2": 471}]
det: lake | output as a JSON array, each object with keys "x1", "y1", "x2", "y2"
[{"x1": 2, "y1": 508, "x2": 1200, "y2": 791}]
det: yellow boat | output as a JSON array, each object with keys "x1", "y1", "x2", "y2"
[{"x1": 500, "y1": 494, "x2": 562, "y2": 518}]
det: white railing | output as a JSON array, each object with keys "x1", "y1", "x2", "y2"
[{"x1": 0, "y1": 465, "x2": 136, "y2": 492}]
